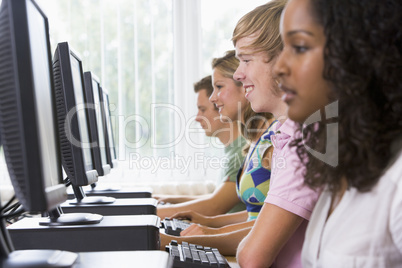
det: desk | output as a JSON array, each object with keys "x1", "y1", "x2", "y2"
[
  {"x1": 60, "y1": 197, "x2": 157, "y2": 215},
  {"x1": 226, "y1": 256, "x2": 240, "y2": 268},
  {"x1": 8, "y1": 215, "x2": 160, "y2": 251}
]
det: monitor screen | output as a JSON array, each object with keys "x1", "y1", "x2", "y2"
[
  {"x1": 52, "y1": 42, "x2": 98, "y2": 187},
  {"x1": 0, "y1": 0, "x2": 67, "y2": 212},
  {"x1": 28, "y1": 0, "x2": 59, "y2": 189},
  {"x1": 70, "y1": 55, "x2": 93, "y2": 172},
  {"x1": 102, "y1": 91, "x2": 117, "y2": 167},
  {"x1": 92, "y1": 80, "x2": 108, "y2": 167},
  {"x1": 83, "y1": 71, "x2": 110, "y2": 177},
  {"x1": 0, "y1": 0, "x2": 103, "y2": 234}
]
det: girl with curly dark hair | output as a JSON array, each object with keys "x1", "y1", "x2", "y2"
[{"x1": 275, "y1": 0, "x2": 402, "y2": 266}]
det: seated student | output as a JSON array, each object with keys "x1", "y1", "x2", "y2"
[
  {"x1": 232, "y1": 1, "x2": 320, "y2": 267},
  {"x1": 170, "y1": 51, "x2": 277, "y2": 231},
  {"x1": 170, "y1": 108, "x2": 277, "y2": 234},
  {"x1": 157, "y1": 76, "x2": 246, "y2": 219},
  {"x1": 172, "y1": 51, "x2": 277, "y2": 230},
  {"x1": 171, "y1": 104, "x2": 276, "y2": 231},
  {"x1": 160, "y1": 51, "x2": 276, "y2": 255},
  {"x1": 274, "y1": 0, "x2": 402, "y2": 266},
  {"x1": 153, "y1": 76, "x2": 231, "y2": 205}
]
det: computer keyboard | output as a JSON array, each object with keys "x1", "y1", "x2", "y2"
[
  {"x1": 166, "y1": 240, "x2": 230, "y2": 268},
  {"x1": 162, "y1": 218, "x2": 192, "y2": 236}
]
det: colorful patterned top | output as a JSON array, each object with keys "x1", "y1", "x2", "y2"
[
  {"x1": 236, "y1": 121, "x2": 277, "y2": 221},
  {"x1": 221, "y1": 135, "x2": 247, "y2": 213}
]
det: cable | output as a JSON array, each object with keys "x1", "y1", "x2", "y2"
[
  {"x1": 0, "y1": 195, "x2": 25, "y2": 223},
  {"x1": 1, "y1": 207, "x2": 25, "y2": 220},
  {"x1": 0, "y1": 195, "x2": 16, "y2": 213},
  {"x1": 64, "y1": 177, "x2": 72, "y2": 187},
  {"x1": 2, "y1": 202, "x2": 21, "y2": 215}
]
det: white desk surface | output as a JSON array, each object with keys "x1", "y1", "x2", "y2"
[{"x1": 226, "y1": 256, "x2": 240, "y2": 268}]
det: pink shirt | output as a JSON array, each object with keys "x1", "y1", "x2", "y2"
[{"x1": 265, "y1": 119, "x2": 320, "y2": 268}]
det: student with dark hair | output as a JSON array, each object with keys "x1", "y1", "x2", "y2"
[{"x1": 275, "y1": 0, "x2": 402, "y2": 266}]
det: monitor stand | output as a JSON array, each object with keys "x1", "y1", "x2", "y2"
[
  {"x1": 60, "y1": 198, "x2": 157, "y2": 216},
  {"x1": 2, "y1": 250, "x2": 78, "y2": 268},
  {"x1": 39, "y1": 206, "x2": 103, "y2": 226},
  {"x1": 62, "y1": 182, "x2": 156, "y2": 216},
  {"x1": 1, "y1": 218, "x2": 77, "y2": 268},
  {"x1": 60, "y1": 193, "x2": 157, "y2": 216},
  {"x1": 90, "y1": 182, "x2": 120, "y2": 191},
  {"x1": 66, "y1": 185, "x2": 153, "y2": 199},
  {"x1": 69, "y1": 185, "x2": 115, "y2": 205}
]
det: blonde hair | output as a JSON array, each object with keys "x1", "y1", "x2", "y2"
[
  {"x1": 211, "y1": 50, "x2": 243, "y2": 88},
  {"x1": 232, "y1": 0, "x2": 287, "y2": 62},
  {"x1": 212, "y1": 50, "x2": 274, "y2": 154}
]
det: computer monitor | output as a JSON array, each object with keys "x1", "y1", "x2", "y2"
[
  {"x1": 83, "y1": 72, "x2": 111, "y2": 178},
  {"x1": 0, "y1": 0, "x2": 67, "y2": 218},
  {"x1": 0, "y1": 1, "x2": 169, "y2": 266},
  {"x1": 52, "y1": 42, "x2": 114, "y2": 205},
  {"x1": 0, "y1": 0, "x2": 82, "y2": 265},
  {"x1": 101, "y1": 90, "x2": 118, "y2": 169}
]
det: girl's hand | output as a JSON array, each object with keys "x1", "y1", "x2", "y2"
[
  {"x1": 180, "y1": 224, "x2": 219, "y2": 236},
  {"x1": 170, "y1": 210, "x2": 213, "y2": 226}
]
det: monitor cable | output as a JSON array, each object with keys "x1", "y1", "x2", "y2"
[{"x1": 0, "y1": 195, "x2": 25, "y2": 224}]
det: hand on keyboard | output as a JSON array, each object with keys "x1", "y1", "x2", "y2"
[
  {"x1": 169, "y1": 210, "x2": 214, "y2": 227},
  {"x1": 166, "y1": 240, "x2": 230, "y2": 268},
  {"x1": 180, "y1": 224, "x2": 219, "y2": 236},
  {"x1": 162, "y1": 218, "x2": 193, "y2": 236}
]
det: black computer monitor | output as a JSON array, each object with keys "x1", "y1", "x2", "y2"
[
  {"x1": 0, "y1": 0, "x2": 67, "y2": 218},
  {"x1": 52, "y1": 42, "x2": 115, "y2": 205},
  {"x1": 53, "y1": 42, "x2": 98, "y2": 187},
  {"x1": 83, "y1": 72, "x2": 111, "y2": 178},
  {"x1": 0, "y1": 0, "x2": 83, "y2": 265},
  {"x1": 0, "y1": 1, "x2": 169, "y2": 266},
  {"x1": 101, "y1": 90, "x2": 118, "y2": 169}
]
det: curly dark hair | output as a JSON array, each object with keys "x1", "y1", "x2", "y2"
[{"x1": 291, "y1": 0, "x2": 402, "y2": 193}]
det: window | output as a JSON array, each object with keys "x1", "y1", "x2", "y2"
[
  {"x1": 200, "y1": 0, "x2": 268, "y2": 72},
  {"x1": 0, "y1": 0, "x2": 268, "y2": 189}
]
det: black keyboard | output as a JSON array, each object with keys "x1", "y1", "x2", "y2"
[
  {"x1": 166, "y1": 240, "x2": 230, "y2": 268},
  {"x1": 162, "y1": 218, "x2": 192, "y2": 236}
]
